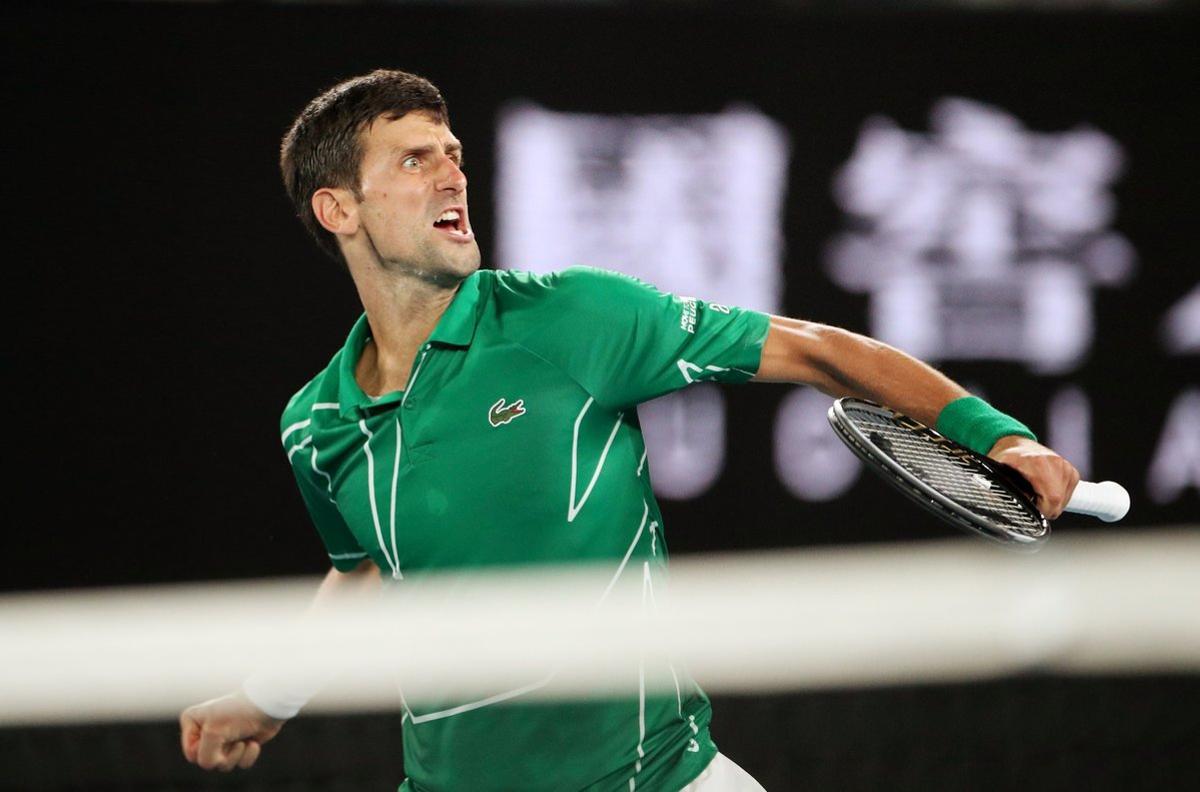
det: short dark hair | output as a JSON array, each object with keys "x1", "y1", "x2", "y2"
[{"x1": 280, "y1": 69, "x2": 449, "y2": 263}]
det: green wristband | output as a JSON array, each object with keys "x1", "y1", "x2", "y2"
[{"x1": 935, "y1": 396, "x2": 1036, "y2": 456}]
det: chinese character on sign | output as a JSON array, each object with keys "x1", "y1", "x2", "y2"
[
  {"x1": 495, "y1": 103, "x2": 788, "y2": 314},
  {"x1": 825, "y1": 97, "x2": 1136, "y2": 374}
]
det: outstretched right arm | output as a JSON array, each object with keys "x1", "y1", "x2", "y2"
[{"x1": 179, "y1": 559, "x2": 379, "y2": 772}]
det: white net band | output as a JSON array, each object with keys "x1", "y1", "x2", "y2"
[{"x1": 2, "y1": 529, "x2": 1197, "y2": 725}]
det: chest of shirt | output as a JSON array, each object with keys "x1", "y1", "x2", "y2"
[{"x1": 308, "y1": 341, "x2": 646, "y2": 569}]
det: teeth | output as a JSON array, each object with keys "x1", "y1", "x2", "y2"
[{"x1": 436, "y1": 210, "x2": 461, "y2": 223}]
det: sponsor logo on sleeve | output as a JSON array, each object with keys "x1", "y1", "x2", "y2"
[{"x1": 679, "y1": 297, "x2": 698, "y2": 334}]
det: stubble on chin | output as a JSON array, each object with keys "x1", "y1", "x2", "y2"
[
  {"x1": 363, "y1": 224, "x2": 481, "y2": 289},
  {"x1": 380, "y1": 238, "x2": 481, "y2": 290}
]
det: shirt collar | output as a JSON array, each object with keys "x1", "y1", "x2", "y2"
[
  {"x1": 428, "y1": 271, "x2": 482, "y2": 347},
  {"x1": 336, "y1": 272, "x2": 483, "y2": 419}
]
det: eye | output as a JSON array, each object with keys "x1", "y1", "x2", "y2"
[{"x1": 402, "y1": 155, "x2": 420, "y2": 170}]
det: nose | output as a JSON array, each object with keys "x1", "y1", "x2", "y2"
[{"x1": 436, "y1": 155, "x2": 467, "y2": 193}]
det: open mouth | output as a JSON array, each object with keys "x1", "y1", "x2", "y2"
[{"x1": 432, "y1": 207, "x2": 473, "y2": 241}]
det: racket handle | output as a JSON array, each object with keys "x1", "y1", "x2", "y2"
[{"x1": 1065, "y1": 481, "x2": 1130, "y2": 522}]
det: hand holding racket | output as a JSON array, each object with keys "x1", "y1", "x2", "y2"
[
  {"x1": 828, "y1": 398, "x2": 1130, "y2": 547},
  {"x1": 985, "y1": 434, "x2": 1082, "y2": 520}
]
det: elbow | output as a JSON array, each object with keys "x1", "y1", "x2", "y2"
[
  {"x1": 759, "y1": 317, "x2": 845, "y2": 388},
  {"x1": 805, "y1": 324, "x2": 864, "y2": 390},
  {"x1": 780, "y1": 319, "x2": 889, "y2": 392}
]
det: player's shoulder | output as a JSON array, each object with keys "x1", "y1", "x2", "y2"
[
  {"x1": 488, "y1": 266, "x2": 659, "y2": 312},
  {"x1": 279, "y1": 353, "x2": 341, "y2": 436}
]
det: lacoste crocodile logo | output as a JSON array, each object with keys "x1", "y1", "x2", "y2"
[{"x1": 488, "y1": 397, "x2": 527, "y2": 428}]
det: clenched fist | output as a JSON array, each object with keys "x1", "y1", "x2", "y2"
[{"x1": 180, "y1": 691, "x2": 285, "y2": 772}]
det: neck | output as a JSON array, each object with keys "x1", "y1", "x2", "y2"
[{"x1": 349, "y1": 260, "x2": 462, "y2": 396}]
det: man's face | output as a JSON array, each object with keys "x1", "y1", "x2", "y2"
[{"x1": 352, "y1": 111, "x2": 480, "y2": 284}]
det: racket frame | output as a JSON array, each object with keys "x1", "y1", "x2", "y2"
[{"x1": 828, "y1": 398, "x2": 1050, "y2": 548}]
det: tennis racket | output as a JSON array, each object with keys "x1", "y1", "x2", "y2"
[{"x1": 827, "y1": 398, "x2": 1130, "y2": 547}]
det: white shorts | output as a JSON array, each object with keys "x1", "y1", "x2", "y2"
[{"x1": 679, "y1": 753, "x2": 767, "y2": 792}]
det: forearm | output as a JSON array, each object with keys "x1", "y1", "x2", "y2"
[
  {"x1": 243, "y1": 559, "x2": 379, "y2": 718},
  {"x1": 310, "y1": 558, "x2": 381, "y2": 611},
  {"x1": 753, "y1": 316, "x2": 968, "y2": 427}
]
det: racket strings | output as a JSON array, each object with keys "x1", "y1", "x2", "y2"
[{"x1": 846, "y1": 407, "x2": 1043, "y2": 537}]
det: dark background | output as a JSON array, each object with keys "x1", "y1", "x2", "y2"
[
  {"x1": 3, "y1": 1, "x2": 1198, "y2": 789},
  {"x1": 6, "y1": 2, "x2": 1197, "y2": 591}
]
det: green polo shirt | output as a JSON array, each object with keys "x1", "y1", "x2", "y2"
[{"x1": 280, "y1": 266, "x2": 770, "y2": 792}]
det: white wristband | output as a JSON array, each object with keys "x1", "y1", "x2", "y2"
[{"x1": 241, "y1": 671, "x2": 319, "y2": 720}]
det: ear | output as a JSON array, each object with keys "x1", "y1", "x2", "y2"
[{"x1": 312, "y1": 188, "x2": 360, "y2": 237}]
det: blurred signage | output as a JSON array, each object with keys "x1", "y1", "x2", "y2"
[
  {"x1": 825, "y1": 97, "x2": 1136, "y2": 375},
  {"x1": 1161, "y1": 286, "x2": 1200, "y2": 355},
  {"x1": 1151, "y1": 287, "x2": 1200, "y2": 503},
  {"x1": 495, "y1": 102, "x2": 788, "y2": 312},
  {"x1": 1147, "y1": 389, "x2": 1200, "y2": 505}
]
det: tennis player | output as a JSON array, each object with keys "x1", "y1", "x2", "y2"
[{"x1": 179, "y1": 69, "x2": 1080, "y2": 791}]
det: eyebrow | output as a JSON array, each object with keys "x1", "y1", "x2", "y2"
[{"x1": 393, "y1": 142, "x2": 464, "y2": 160}]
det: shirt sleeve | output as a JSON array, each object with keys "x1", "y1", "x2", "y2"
[
  {"x1": 281, "y1": 412, "x2": 369, "y2": 573},
  {"x1": 496, "y1": 266, "x2": 771, "y2": 410}
]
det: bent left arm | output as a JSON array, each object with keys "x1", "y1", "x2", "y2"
[{"x1": 753, "y1": 316, "x2": 1080, "y2": 518}]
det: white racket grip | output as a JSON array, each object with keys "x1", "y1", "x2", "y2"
[{"x1": 1065, "y1": 480, "x2": 1130, "y2": 522}]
